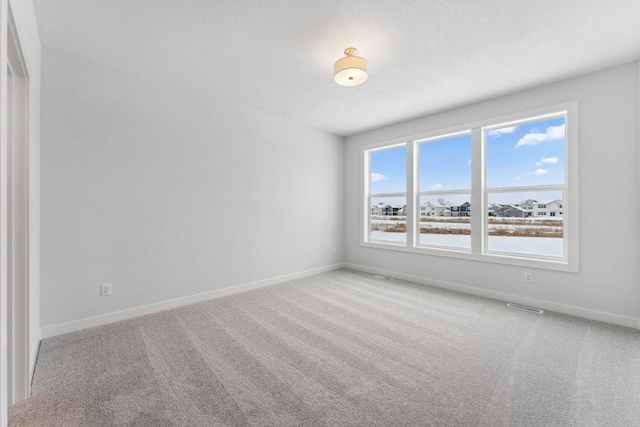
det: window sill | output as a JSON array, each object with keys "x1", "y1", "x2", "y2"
[{"x1": 361, "y1": 240, "x2": 578, "y2": 273}]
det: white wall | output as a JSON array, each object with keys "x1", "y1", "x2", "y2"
[
  {"x1": 40, "y1": 48, "x2": 344, "y2": 334},
  {"x1": 345, "y1": 62, "x2": 640, "y2": 328}
]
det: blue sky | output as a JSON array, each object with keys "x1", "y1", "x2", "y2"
[
  {"x1": 370, "y1": 145, "x2": 406, "y2": 194},
  {"x1": 370, "y1": 117, "x2": 565, "y2": 206},
  {"x1": 486, "y1": 117, "x2": 565, "y2": 189},
  {"x1": 419, "y1": 134, "x2": 471, "y2": 190}
]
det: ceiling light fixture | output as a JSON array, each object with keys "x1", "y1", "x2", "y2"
[{"x1": 334, "y1": 47, "x2": 368, "y2": 87}]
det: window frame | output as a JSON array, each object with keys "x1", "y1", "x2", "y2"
[
  {"x1": 415, "y1": 131, "x2": 473, "y2": 251},
  {"x1": 364, "y1": 142, "x2": 409, "y2": 246},
  {"x1": 483, "y1": 111, "x2": 568, "y2": 261},
  {"x1": 361, "y1": 102, "x2": 579, "y2": 273}
]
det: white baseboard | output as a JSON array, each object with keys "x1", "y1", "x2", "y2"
[
  {"x1": 41, "y1": 263, "x2": 346, "y2": 339},
  {"x1": 345, "y1": 263, "x2": 640, "y2": 330}
]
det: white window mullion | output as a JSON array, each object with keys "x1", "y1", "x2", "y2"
[
  {"x1": 487, "y1": 184, "x2": 564, "y2": 193},
  {"x1": 362, "y1": 149, "x2": 370, "y2": 244},
  {"x1": 366, "y1": 194, "x2": 371, "y2": 241},
  {"x1": 406, "y1": 141, "x2": 415, "y2": 247},
  {"x1": 471, "y1": 127, "x2": 483, "y2": 255},
  {"x1": 417, "y1": 189, "x2": 471, "y2": 196}
]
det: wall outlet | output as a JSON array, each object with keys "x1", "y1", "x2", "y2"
[
  {"x1": 524, "y1": 272, "x2": 533, "y2": 283},
  {"x1": 101, "y1": 283, "x2": 112, "y2": 296},
  {"x1": 332, "y1": 247, "x2": 337, "y2": 256}
]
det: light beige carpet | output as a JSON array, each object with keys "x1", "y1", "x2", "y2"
[{"x1": 9, "y1": 268, "x2": 640, "y2": 426}]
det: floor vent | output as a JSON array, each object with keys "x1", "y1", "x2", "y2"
[
  {"x1": 373, "y1": 275, "x2": 394, "y2": 281},
  {"x1": 507, "y1": 303, "x2": 544, "y2": 314}
]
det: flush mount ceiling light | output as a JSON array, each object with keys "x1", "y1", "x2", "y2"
[{"x1": 334, "y1": 47, "x2": 368, "y2": 87}]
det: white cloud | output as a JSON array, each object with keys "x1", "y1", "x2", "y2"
[
  {"x1": 533, "y1": 169, "x2": 549, "y2": 176},
  {"x1": 536, "y1": 162, "x2": 542, "y2": 166},
  {"x1": 488, "y1": 126, "x2": 518, "y2": 137},
  {"x1": 516, "y1": 133, "x2": 546, "y2": 148},
  {"x1": 515, "y1": 124, "x2": 565, "y2": 148},
  {"x1": 546, "y1": 125, "x2": 565, "y2": 140},
  {"x1": 541, "y1": 156, "x2": 559, "y2": 164},
  {"x1": 467, "y1": 159, "x2": 471, "y2": 165},
  {"x1": 371, "y1": 173, "x2": 388, "y2": 182},
  {"x1": 431, "y1": 183, "x2": 442, "y2": 189},
  {"x1": 515, "y1": 176, "x2": 521, "y2": 180}
]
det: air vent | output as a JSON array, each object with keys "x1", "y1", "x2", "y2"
[
  {"x1": 373, "y1": 275, "x2": 394, "y2": 281},
  {"x1": 507, "y1": 303, "x2": 544, "y2": 314}
]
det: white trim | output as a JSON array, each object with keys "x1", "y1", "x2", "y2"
[
  {"x1": 471, "y1": 127, "x2": 482, "y2": 254},
  {"x1": 361, "y1": 148, "x2": 368, "y2": 243},
  {"x1": 417, "y1": 189, "x2": 471, "y2": 196},
  {"x1": 369, "y1": 192, "x2": 405, "y2": 198},
  {"x1": 361, "y1": 236, "x2": 574, "y2": 272},
  {"x1": 41, "y1": 263, "x2": 346, "y2": 339},
  {"x1": 0, "y1": 0, "x2": 9, "y2": 422},
  {"x1": 345, "y1": 263, "x2": 640, "y2": 330},
  {"x1": 405, "y1": 143, "x2": 415, "y2": 247},
  {"x1": 28, "y1": 331, "x2": 38, "y2": 391}
]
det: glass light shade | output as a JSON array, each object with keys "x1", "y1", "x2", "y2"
[{"x1": 334, "y1": 55, "x2": 368, "y2": 86}]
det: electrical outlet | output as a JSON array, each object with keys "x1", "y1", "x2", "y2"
[
  {"x1": 332, "y1": 247, "x2": 337, "y2": 256},
  {"x1": 524, "y1": 272, "x2": 533, "y2": 283},
  {"x1": 101, "y1": 283, "x2": 112, "y2": 296}
]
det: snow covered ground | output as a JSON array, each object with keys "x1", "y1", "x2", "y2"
[
  {"x1": 370, "y1": 216, "x2": 563, "y2": 257},
  {"x1": 487, "y1": 236, "x2": 563, "y2": 257},
  {"x1": 421, "y1": 234, "x2": 471, "y2": 248}
]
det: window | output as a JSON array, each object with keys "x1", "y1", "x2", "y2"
[
  {"x1": 417, "y1": 133, "x2": 471, "y2": 249},
  {"x1": 362, "y1": 102, "x2": 578, "y2": 272},
  {"x1": 367, "y1": 144, "x2": 406, "y2": 244},
  {"x1": 485, "y1": 116, "x2": 566, "y2": 258}
]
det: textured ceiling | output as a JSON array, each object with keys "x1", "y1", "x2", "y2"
[{"x1": 33, "y1": 0, "x2": 640, "y2": 137}]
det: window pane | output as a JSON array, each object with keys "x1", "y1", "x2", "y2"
[
  {"x1": 486, "y1": 117, "x2": 565, "y2": 188},
  {"x1": 419, "y1": 134, "x2": 471, "y2": 191},
  {"x1": 487, "y1": 190, "x2": 564, "y2": 258},
  {"x1": 370, "y1": 196, "x2": 406, "y2": 244},
  {"x1": 370, "y1": 146, "x2": 406, "y2": 194},
  {"x1": 418, "y1": 194, "x2": 471, "y2": 249}
]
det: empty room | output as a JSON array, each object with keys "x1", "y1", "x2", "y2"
[{"x1": 2, "y1": 1, "x2": 640, "y2": 426}]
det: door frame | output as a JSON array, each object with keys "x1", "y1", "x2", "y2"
[
  {"x1": 6, "y1": 2, "x2": 30, "y2": 405},
  {"x1": 1, "y1": 0, "x2": 30, "y2": 418}
]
